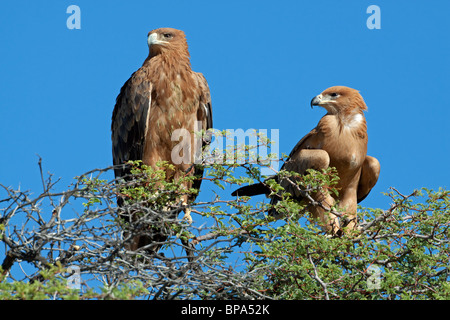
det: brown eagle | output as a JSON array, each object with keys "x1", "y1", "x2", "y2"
[
  {"x1": 232, "y1": 86, "x2": 380, "y2": 235},
  {"x1": 111, "y1": 28, "x2": 212, "y2": 252}
]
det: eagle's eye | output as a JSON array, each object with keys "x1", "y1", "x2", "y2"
[
  {"x1": 330, "y1": 92, "x2": 339, "y2": 98},
  {"x1": 163, "y1": 33, "x2": 173, "y2": 39}
]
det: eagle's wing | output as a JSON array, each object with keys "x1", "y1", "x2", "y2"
[
  {"x1": 275, "y1": 128, "x2": 330, "y2": 201},
  {"x1": 281, "y1": 128, "x2": 319, "y2": 170},
  {"x1": 194, "y1": 72, "x2": 213, "y2": 134},
  {"x1": 357, "y1": 155, "x2": 380, "y2": 203},
  {"x1": 190, "y1": 72, "x2": 212, "y2": 197},
  {"x1": 111, "y1": 69, "x2": 152, "y2": 178}
]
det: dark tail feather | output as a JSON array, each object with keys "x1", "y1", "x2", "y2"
[{"x1": 231, "y1": 182, "x2": 271, "y2": 197}]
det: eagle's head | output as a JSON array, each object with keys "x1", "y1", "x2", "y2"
[
  {"x1": 147, "y1": 28, "x2": 189, "y2": 58},
  {"x1": 310, "y1": 86, "x2": 368, "y2": 116}
]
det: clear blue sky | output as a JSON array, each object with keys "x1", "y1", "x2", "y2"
[{"x1": 1, "y1": 0, "x2": 449, "y2": 213}]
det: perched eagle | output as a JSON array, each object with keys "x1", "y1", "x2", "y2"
[
  {"x1": 232, "y1": 86, "x2": 380, "y2": 235},
  {"x1": 111, "y1": 28, "x2": 212, "y2": 251}
]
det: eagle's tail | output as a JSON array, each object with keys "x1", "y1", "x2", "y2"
[{"x1": 231, "y1": 182, "x2": 271, "y2": 197}]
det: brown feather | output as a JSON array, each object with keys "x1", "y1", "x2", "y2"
[
  {"x1": 232, "y1": 86, "x2": 379, "y2": 235},
  {"x1": 111, "y1": 28, "x2": 212, "y2": 252}
]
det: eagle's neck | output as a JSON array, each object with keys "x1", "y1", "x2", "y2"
[
  {"x1": 320, "y1": 111, "x2": 368, "y2": 141},
  {"x1": 146, "y1": 48, "x2": 191, "y2": 70},
  {"x1": 145, "y1": 53, "x2": 196, "y2": 105},
  {"x1": 340, "y1": 112, "x2": 366, "y2": 130}
]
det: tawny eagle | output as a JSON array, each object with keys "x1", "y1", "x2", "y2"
[
  {"x1": 232, "y1": 86, "x2": 380, "y2": 235},
  {"x1": 111, "y1": 28, "x2": 212, "y2": 251}
]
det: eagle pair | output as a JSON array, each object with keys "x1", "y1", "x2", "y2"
[{"x1": 111, "y1": 28, "x2": 380, "y2": 252}]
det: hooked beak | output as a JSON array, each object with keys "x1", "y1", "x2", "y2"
[
  {"x1": 310, "y1": 94, "x2": 323, "y2": 108},
  {"x1": 147, "y1": 33, "x2": 168, "y2": 47}
]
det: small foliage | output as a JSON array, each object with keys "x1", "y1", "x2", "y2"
[{"x1": 1, "y1": 147, "x2": 449, "y2": 299}]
